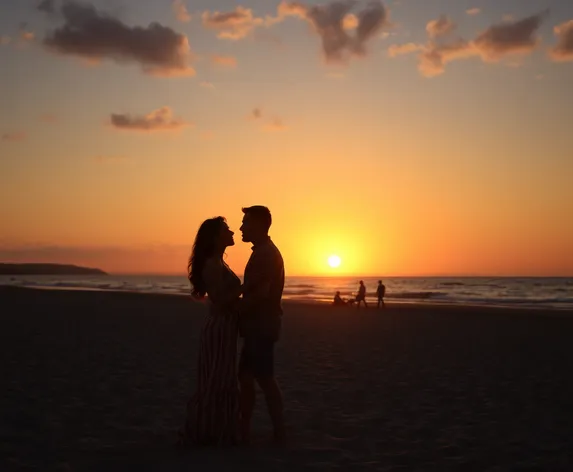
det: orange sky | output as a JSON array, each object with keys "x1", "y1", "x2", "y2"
[{"x1": 1, "y1": 0, "x2": 573, "y2": 276}]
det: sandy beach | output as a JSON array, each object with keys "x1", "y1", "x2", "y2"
[{"x1": 2, "y1": 286, "x2": 573, "y2": 471}]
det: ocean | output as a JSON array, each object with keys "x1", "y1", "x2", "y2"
[{"x1": 1, "y1": 275, "x2": 572, "y2": 310}]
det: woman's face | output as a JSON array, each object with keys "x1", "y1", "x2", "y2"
[{"x1": 218, "y1": 222, "x2": 235, "y2": 248}]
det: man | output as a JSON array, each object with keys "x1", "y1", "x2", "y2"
[
  {"x1": 355, "y1": 280, "x2": 368, "y2": 308},
  {"x1": 239, "y1": 205, "x2": 285, "y2": 444},
  {"x1": 376, "y1": 280, "x2": 386, "y2": 309}
]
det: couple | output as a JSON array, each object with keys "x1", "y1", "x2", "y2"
[{"x1": 180, "y1": 205, "x2": 285, "y2": 447}]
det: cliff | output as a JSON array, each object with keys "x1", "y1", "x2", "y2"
[{"x1": 0, "y1": 263, "x2": 108, "y2": 276}]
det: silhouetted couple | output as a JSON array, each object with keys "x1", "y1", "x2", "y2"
[{"x1": 179, "y1": 206, "x2": 285, "y2": 448}]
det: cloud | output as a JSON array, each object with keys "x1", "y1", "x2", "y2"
[
  {"x1": 473, "y1": 10, "x2": 548, "y2": 61},
  {"x1": 418, "y1": 40, "x2": 476, "y2": 77},
  {"x1": 264, "y1": 118, "x2": 288, "y2": 132},
  {"x1": 200, "y1": 1, "x2": 385, "y2": 59},
  {"x1": 276, "y1": 0, "x2": 307, "y2": 20},
  {"x1": 202, "y1": 6, "x2": 264, "y2": 40},
  {"x1": 200, "y1": 81, "x2": 215, "y2": 89},
  {"x1": 426, "y1": 15, "x2": 456, "y2": 38},
  {"x1": 2, "y1": 131, "x2": 27, "y2": 142},
  {"x1": 387, "y1": 41, "x2": 423, "y2": 57},
  {"x1": 249, "y1": 108, "x2": 287, "y2": 131},
  {"x1": 110, "y1": 107, "x2": 191, "y2": 132},
  {"x1": 466, "y1": 8, "x2": 481, "y2": 16},
  {"x1": 42, "y1": 1, "x2": 195, "y2": 77},
  {"x1": 304, "y1": 0, "x2": 389, "y2": 63},
  {"x1": 172, "y1": 0, "x2": 191, "y2": 23},
  {"x1": 549, "y1": 20, "x2": 573, "y2": 62},
  {"x1": 0, "y1": 36, "x2": 11, "y2": 46},
  {"x1": 389, "y1": 10, "x2": 548, "y2": 77},
  {"x1": 210, "y1": 54, "x2": 238, "y2": 68}
]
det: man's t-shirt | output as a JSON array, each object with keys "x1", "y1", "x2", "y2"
[{"x1": 240, "y1": 237, "x2": 285, "y2": 340}]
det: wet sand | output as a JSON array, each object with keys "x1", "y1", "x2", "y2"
[{"x1": 2, "y1": 286, "x2": 573, "y2": 471}]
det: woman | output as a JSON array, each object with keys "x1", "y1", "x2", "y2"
[{"x1": 180, "y1": 216, "x2": 242, "y2": 447}]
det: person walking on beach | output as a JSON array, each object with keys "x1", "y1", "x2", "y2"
[
  {"x1": 238, "y1": 205, "x2": 286, "y2": 444},
  {"x1": 376, "y1": 280, "x2": 386, "y2": 309},
  {"x1": 180, "y1": 217, "x2": 242, "y2": 447},
  {"x1": 355, "y1": 280, "x2": 368, "y2": 308}
]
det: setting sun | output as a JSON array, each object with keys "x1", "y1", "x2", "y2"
[{"x1": 328, "y1": 255, "x2": 341, "y2": 268}]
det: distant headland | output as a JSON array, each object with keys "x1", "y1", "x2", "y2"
[{"x1": 0, "y1": 263, "x2": 108, "y2": 276}]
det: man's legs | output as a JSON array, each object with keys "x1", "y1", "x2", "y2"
[{"x1": 239, "y1": 338, "x2": 285, "y2": 443}]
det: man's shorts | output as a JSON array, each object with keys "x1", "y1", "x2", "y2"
[{"x1": 239, "y1": 337, "x2": 276, "y2": 379}]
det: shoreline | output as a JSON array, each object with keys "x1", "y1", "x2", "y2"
[{"x1": 3, "y1": 284, "x2": 573, "y2": 317}]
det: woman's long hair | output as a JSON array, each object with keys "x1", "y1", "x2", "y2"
[{"x1": 188, "y1": 216, "x2": 226, "y2": 298}]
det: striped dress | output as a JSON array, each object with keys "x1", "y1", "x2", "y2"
[{"x1": 181, "y1": 264, "x2": 241, "y2": 447}]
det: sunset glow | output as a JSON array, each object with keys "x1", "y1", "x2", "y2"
[{"x1": 1, "y1": 0, "x2": 572, "y2": 276}]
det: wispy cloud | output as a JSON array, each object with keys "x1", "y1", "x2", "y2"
[
  {"x1": 172, "y1": 0, "x2": 191, "y2": 23},
  {"x1": 0, "y1": 36, "x2": 11, "y2": 46},
  {"x1": 250, "y1": 107, "x2": 263, "y2": 120},
  {"x1": 2, "y1": 131, "x2": 27, "y2": 142},
  {"x1": 387, "y1": 42, "x2": 423, "y2": 57},
  {"x1": 40, "y1": 1, "x2": 195, "y2": 77},
  {"x1": 388, "y1": 10, "x2": 548, "y2": 77},
  {"x1": 549, "y1": 19, "x2": 573, "y2": 62},
  {"x1": 249, "y1": 107, "x2": 287, "y2": 132},
  {"x1": 466, "y1": 8, "x2": 481, "y2": 16},
  {"x1": 264, "y1": 118, "x2": 288, "y2": 132},
  {"x1": 202, "y1": 6, "x2": 264, "y2": 40},
  {"x1": 200, "y1": 81, "x2": 215, "y2": 89},
  {"x1": 210, "y1": 54, "x2": 238, "y2": 68},
  {"x1": 110, "y1": 107, "x2": 191, "y2": 132},
  {"x1": 426, "y1": 15, "x2": 456, "y2": 38},
  {"x1": 418, "y1": 40, "x2": 476, "y2": 77}
]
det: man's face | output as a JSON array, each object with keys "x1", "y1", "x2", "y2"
[{"x1": 240, "y1": 214, "x2": 256, "y2": 242}]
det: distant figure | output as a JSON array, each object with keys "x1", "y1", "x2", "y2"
[
  {"x1": 333, "y1": 291, "x2": 346, "y2": 306},
  {"x1": 376, "y1": 280, "x2": 386, "y2": 309},
  {"x1": 355, "y1": 280, "x2": 368, "y2": 308}
]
